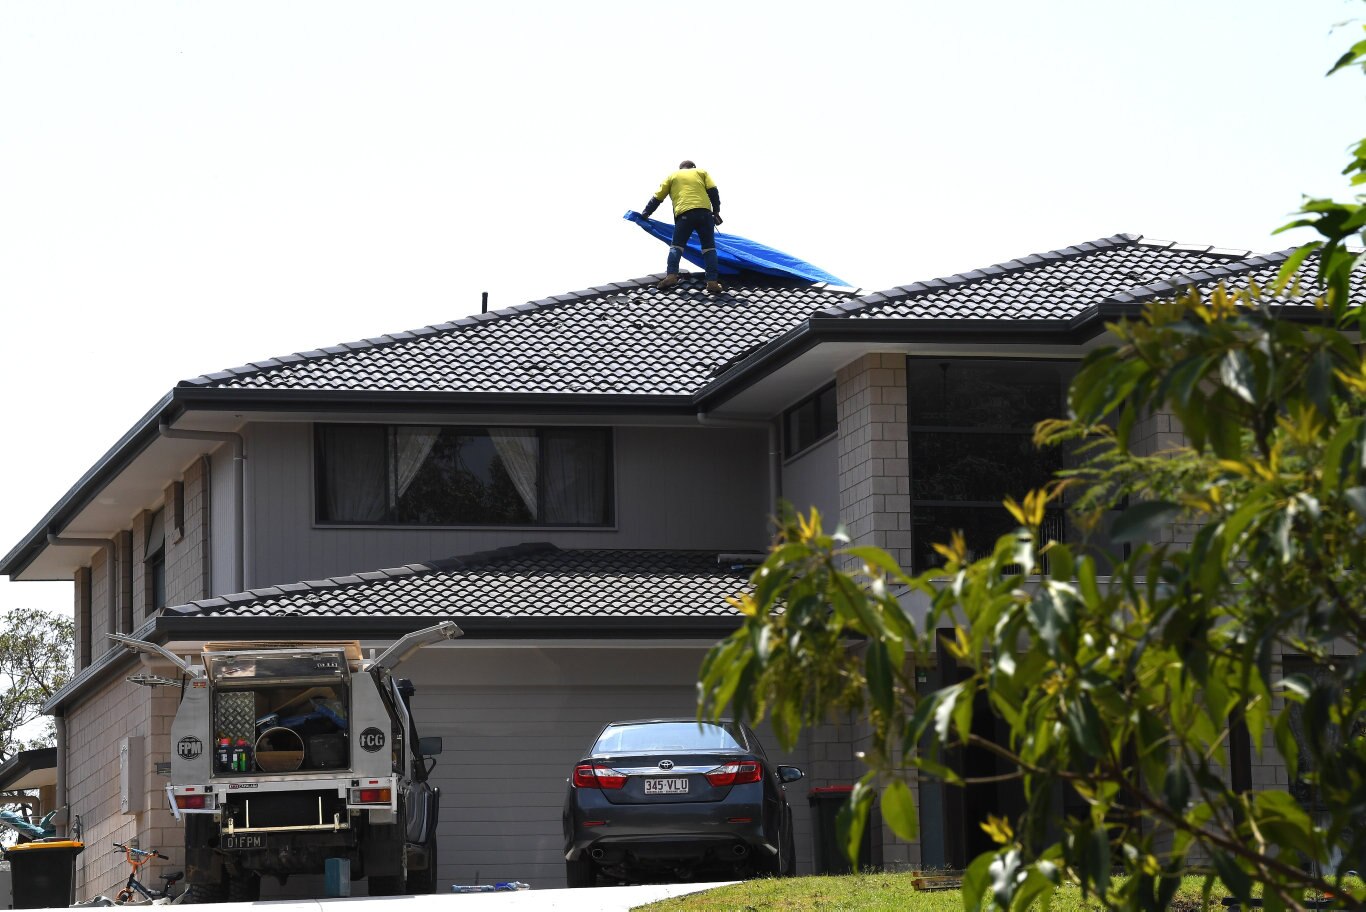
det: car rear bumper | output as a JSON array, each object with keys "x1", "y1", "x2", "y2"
[{"x1": 564, "y1": 797, "x2": 775, "y2": 863}]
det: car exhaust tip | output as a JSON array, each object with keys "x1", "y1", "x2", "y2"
[
  {"x1": 732, "y1": 844, "x2": 749, "y2": 858},
  {"x1": 590, "y1": 848, "x2": 606, "y2": 860}
]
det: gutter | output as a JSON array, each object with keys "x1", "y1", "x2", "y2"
[
  {"x1": 43, "y1": 613, "x2": 744, "y2": 714},
  {"x1": 158, "y1": 424, "x2": 246, "y2": 593}
]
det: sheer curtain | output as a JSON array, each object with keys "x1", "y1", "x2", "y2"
[
  {"x1": 543, "y1": 430, "x2": 607, "y2": 524},
  {"x1": 488, "y1": 428, "x2": 539, "y2": 517},
  {"x1": 321, "y1": 427, "x2": 387, "y2": 521},
  {"x1": 393, "y1": 427, "x2": 441, "y2": 502}
]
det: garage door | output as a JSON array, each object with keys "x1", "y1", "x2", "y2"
[{"x1": 405, "y1": 643, "x2": 814, "y2": 889}]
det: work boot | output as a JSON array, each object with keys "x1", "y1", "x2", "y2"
[
  {"x1": 657, "y1": 274, "x2": 681, "y2": 290},
  {"x1": 706, "y1": 281, "x2": 724, "y2": 295}
]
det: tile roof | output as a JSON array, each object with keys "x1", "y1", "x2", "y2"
[
  {"x1": 180, "y1": 274, "x2": 854, "y2": 397},
  {"x1": 172, "y1": 234, "x2": 1356, "y2": 401},
  {"x1": 166, "y1": 544, "x2": 755, "y2": 621},
  {"x1": 823, "y1": 234, "x2": 1255, "y2": 321}
]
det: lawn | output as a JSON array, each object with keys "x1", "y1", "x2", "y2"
[{"x1": 632, "y1": 873, "x2": 1240, "y2": 912}]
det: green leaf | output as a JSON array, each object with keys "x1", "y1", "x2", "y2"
[
  {"x1": 880, "y1": 778, "x2": 918, "y2": 840},
  {"x1": 1110, "y1": 501, "x2": 1181, "y2": 544},
  {"x1": 836, "y1": 778, "x2": 876, "y2": 872},
  {"x1": 865, "y1": 638, "x2": 894, "y2": 717},
  {"x1": 1210, "y1": 850, "x2": 1252, "y2": 902},
  {"x1": 963, "y1": 852, "x2": 995, "y2": 912},
  {"x1": 1163, "y1": 763, "x2": 1190, "y2": 812},
  {"x1": 1219, "y1": 349, "x2": 1257, "y2": 404}
]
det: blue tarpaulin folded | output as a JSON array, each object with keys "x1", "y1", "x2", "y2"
[{"x1": 624, "y1": 211, "x2": 849, "y2": 286}]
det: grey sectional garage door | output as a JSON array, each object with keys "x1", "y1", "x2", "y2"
[{"x1": 403, "y1": 643, "x2": 812, "y2": 890}]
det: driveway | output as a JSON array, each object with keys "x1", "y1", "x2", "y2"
[{"x1": 183, "y1": 882, "x2": 734, "y2": 911}]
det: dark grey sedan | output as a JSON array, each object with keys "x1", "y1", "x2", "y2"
[{"x1": 562, "y1": 718, "x2": 804, "y2": 886}]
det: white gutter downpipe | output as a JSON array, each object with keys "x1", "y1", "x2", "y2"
[
  {"x1": 158, "y1": 424, "x2": 246, "y2": 593},
  {"x1": 696, "y1": 412, "x2": 782, "y2": 516}
]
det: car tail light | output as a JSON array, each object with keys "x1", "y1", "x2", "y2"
[
  {"x1": 349, "y1": 787, "x2": 392, "y2": 804},
  {"x1": 174, "y1": 794, "x2": 214, "y2": 810},
  {"x1": 705, "y1": 761, "x2": 762, "y2": 787},
  {"x1": 572, "y1": 764, "x2": 627, "y2": 790}
]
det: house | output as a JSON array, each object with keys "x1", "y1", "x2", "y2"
[{"x1": 0, "y1": 233, "x2": 1322, "y2": 897}]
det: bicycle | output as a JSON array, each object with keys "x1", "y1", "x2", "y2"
[{"x1": 107, "y1": 842, "x2": 184, "y2": 905}]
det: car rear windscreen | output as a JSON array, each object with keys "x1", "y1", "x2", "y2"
[{"x1": 593, "y1": 722, "x2": 745, "y2": 754}]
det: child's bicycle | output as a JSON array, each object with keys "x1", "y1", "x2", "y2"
[{"x1": 74, "y1": 842, "x2": 185, "y2": 906}]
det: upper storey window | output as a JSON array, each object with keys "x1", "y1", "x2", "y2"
[
  {"x1": 784, "y1": 384, "x2": 837, "y2": 458},
  {"x1": 315, "y1": 425, "x2": 613, "y2": 526}
]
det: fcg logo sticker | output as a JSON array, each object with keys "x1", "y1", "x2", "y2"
[{"x1": 359, "y1": 727, "x2": 386, "y2": 753}]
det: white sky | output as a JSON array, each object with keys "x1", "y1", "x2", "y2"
[{"x1": 2, "y1": 0, "x2": 1363, "y2": 618}]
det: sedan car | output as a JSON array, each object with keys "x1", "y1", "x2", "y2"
[{"x1": 562, "y1": 718, "x2": 804, "y2": 886}]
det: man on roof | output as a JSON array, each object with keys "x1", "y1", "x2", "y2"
[{"x1": 641, "y1": 160, "x2": 723, "y2": 294}]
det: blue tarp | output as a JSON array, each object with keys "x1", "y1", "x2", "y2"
[{"x1": 624, "y1": 211, "x2": 849, "y2": 286}]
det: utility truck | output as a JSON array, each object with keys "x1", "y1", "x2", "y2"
[{"x1": 111, "y1": 621, "x2": 460, "y2": 902}]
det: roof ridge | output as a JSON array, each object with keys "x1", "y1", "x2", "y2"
[
  {"x1": 176, "y1": 278, "x2": 666, "y2": 388},
  {"x1": 817, "y1": 233, "x2": 1259, "y2": 318}
]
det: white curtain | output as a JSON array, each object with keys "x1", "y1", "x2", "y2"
[
  {"x1": 543, "y1": 430, "x2": 606, "y2": 524},
  {"x1": 393, "y1": 427, "x2": 441, "y2": 501},
  {"x1": 489, "y1": 428, "x2": 539, "y2": 517},
  {"x1": 322, "y1": 427, "x2": 386, "y2": 521}
]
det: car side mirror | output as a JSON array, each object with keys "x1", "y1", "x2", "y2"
[
  {"x1": 418, "y1": 737, "x2": 443, "y2": 757},
  {"x1": 777, "y1": 765, "x2": 804, "y2": 783}
]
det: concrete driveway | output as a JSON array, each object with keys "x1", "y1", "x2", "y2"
[{"x1": 175, "y1": 882, "x2": 734, "y2": 911}]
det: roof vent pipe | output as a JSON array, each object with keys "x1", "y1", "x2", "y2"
[
  {"x1": 482, "y1": 291, "x2": 488, "y2": 314},
  {"x1": 157, "y1": 424, "x2": 246, "y2": 593}
]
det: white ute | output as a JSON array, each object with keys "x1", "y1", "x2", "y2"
[{"x1": 111, "y1": 621, "x2": 460, "y2": 902}]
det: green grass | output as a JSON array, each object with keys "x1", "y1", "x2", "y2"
[
  {"x1": 633, "y1": 872, "x2": 1364, "y2": 911},
  {"x1": 632, "y1": 873, "x2": 1236, "y2": 912}
]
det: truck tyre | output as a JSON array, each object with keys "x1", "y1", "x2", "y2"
[
  {"x1": 565, "y1": 856, "x2": 597, "y2": 888},
  {"x1": 226, "y1": 871, "x2": 261, "y2": 902},
  {"x1": 405, "y1": 837, "x2": 438, "y2": 894},
  {"x1": 368, "y1": 874, "x2": 405, "y2": 897},
  {"x1": 182, "y1": 816, "x2": 225, "y2": 904}
]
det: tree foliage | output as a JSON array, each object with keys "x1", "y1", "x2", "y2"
[
  {"x1": 698, "y1": 18, "x2": 1366, "y2": 912},
  {"x1": 0, "y1": 607, "x2": 74, "y2": 761}
]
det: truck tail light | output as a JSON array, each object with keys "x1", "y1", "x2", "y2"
[
  {"x1": 572, "y1": 764, "x2": 627, "y2": 790},
  {"x1": 705, "y1": 761, "x2": 762, "y2": 787},
  {"x1": 349, "y1": 788, "x2": 392, "y2": 804},
  {"x1": 174, "y1": 794, "x2": 214, "y2": 810}
]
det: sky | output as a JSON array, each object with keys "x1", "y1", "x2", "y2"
[{"x1": 2, "y1": 0, "x2": 1364, "y2": 620}]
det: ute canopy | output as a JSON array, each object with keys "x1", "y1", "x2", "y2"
[{"x1": 624, "y1": 211, "x2": 849, "y2": 286}]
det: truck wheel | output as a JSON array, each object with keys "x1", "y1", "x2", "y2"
[
  {"x1": 405, "y1": 838, "x2": 438, "y2": 894},
  {"x1": 182, "y1": 816, "x2": 224, "y2": 904},
  {"x1": 368, "y1": 874, "x2": 405, "y2": 897},
  {"x1": 565, "y1": 856, "x2": 597, "y2": 888},
  {"x1": 225, "y1": 872, "x2": 261, "y2": 902}
]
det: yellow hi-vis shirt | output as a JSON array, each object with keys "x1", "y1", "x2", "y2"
[{"x1": 653, "y1": 169, "x2": 716, "y2": 217}]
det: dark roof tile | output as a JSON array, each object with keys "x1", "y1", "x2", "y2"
[{"x1": 170, "y1": 545, "x2": 754, "y2": 621}]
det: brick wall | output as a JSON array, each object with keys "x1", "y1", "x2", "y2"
[
  {"x1": 74, "y1": 567, "x2": 92, "y2": 670},
  {"x1": 166, "y1": 458, "x2": 209, "y2": 606},
  {"x1": 65, "y1": 672, "x2": 180, "y2": 900},
  {"x1": 836, "y1": 353, "x2": 911, "y2": 569}
]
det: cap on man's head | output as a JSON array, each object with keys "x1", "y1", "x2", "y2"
[{"x1": 679, "y1": 160, "x2": 696, "y2": 169}]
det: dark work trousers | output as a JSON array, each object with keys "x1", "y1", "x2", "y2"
[{"x1": 667, "y1": 208, "x2": 719, "y2": 281}]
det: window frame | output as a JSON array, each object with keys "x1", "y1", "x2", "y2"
[
  {"x1": 783, "y1": 383, "x2": 838, "y2": 460},
  {"x1": 907, "y1": 357, "x2": 1078, "y2": 575},
  {"x1": 312, "y1": 423, "x2": 617, "y2": 529}
]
